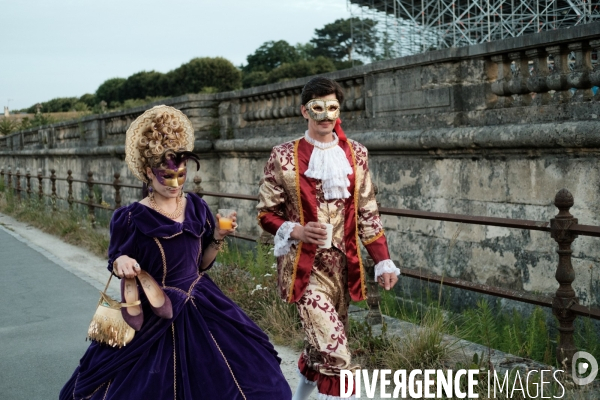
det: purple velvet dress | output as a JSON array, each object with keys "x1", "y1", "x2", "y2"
[{"x1": 60, "y1": 193, "x2": 292, "y2": 399}]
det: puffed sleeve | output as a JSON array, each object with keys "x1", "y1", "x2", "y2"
[
  {"x1": 257, "y1": 148, "x2": 288, "y2": 235},
  {"x1": 107, "y1": 207, "x2": 137, "y2": 273}
]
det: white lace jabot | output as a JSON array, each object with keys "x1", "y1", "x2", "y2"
[{"x1": 303, "y1": 131, "x2": 353, "y2": 200}]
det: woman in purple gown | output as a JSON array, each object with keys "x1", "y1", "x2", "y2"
[{"x1": 60, "y1": 105, "x2": 292, "y2": 400}]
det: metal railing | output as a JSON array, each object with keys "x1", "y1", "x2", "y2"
[
  {"x1": 193, "y1": 187, "x2": 600, "y2": 369},
  {"x1": 0, "y1": 166, "x2": 145, "y2": 224},
  {"x1": 2, "y1": 166, "x2": 599, "y2": 366}
]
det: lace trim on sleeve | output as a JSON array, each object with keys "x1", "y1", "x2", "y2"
[
  {"x1": 274, "y1": 221, "x2": 300, "y2": 257},
  {"x1": 374, "y1": 259, "x2": 401, "y2": 280}
]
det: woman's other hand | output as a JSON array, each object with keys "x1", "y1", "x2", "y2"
[{"x1": 113, "y1": 255, "x2": 142, "y2": 278}]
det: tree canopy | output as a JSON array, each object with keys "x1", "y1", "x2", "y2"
[
  {"x1": 244, "y1": 40, "x2": 300, "y2": 73},
  {"x1": 22, "y1": 17, "x2": 389, "y2": 113},
  {"x1": 311, "y1": 17, "x2": 378, "y2": 62}
]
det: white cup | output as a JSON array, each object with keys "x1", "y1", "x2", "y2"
[{"x1": 319, "y1": 223, "x2": 333, "y2": 249}]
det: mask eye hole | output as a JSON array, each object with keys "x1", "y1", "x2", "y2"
[
  {"x1": 327, "y1": 104, "x2": 339, "y2": 112},
  {"x1": 163, "y1": 175, "x2": 173, "y2": 179},
  {"x1": 311, "y1": 105, "x2": 324, "y2": 112}
]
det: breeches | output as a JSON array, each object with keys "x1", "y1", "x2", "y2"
[{"x1": 296, "y1": 247, "x2": 358, "y2": 396}]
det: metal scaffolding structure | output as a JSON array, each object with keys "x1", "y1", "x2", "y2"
[{"x1": 348, "y1": 0, "x2": 600, "y2": 59}]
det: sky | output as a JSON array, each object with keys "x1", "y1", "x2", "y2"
[{"x1": 0, "y1": 0, "x2": 352, "y2": 110}]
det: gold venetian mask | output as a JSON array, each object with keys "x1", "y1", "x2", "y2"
[
  {"x1": 304, "y1": 98, "x2": 340, "y2": 122},
  {"x1": 152, "y1": 166, "x2": 187, "y2": 188}
]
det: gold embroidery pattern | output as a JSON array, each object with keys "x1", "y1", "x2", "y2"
[
  {"x1": 348, "y1": 142, "x2": 367, "y2": 299},
  {"x1": 161, "y1": 232, "x2": 183, "y2": 239},
  {"x1": 209, "y1": 331, "x2": 247, "y2": 400},
  {"x1": 172, "y1": 324, "x2": 177, "y2": 400},
  {"x1": 153, "y1": 238, "x2": 168, "y2": 286},
  {"x1": 362, "y1": 230, "x2": 385, "y2": 246}
]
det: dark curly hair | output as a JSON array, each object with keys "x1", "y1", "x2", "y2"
[{"x1": 301, "y1": 77, "x2": 344, "y2": 106}]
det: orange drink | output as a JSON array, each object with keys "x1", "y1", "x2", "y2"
[
  {"x1": 218, "y1": 209, "x2": 235, "y2": 230},
  {"x1": 219, "y1": 217, "x2": 233, "y2": 230}
]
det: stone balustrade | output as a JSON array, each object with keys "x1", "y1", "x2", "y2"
[{"x1": 2, "y1": 22, "x2": 600, "y2": 311}]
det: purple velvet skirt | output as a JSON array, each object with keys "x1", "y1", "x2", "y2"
[{"x1": 60, "y1": 275, "x2": 292, "y2": 400}]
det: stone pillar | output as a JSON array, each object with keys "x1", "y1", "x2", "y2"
[
  {"x1": 526, "y1": 48, "x2": 551, "y2": 106},
  {"x1": 546, "y1": 45, "x2": 570, "y2": 103},
  {"x1": 507, "y1": 52, "x2": 532, "y2": 106},
  {"x1": 490, "y1": 55, "x2": 513, "y2": 108},
  {"x1": 567, "y1": 42, "x2": 593, "y2": 102}
]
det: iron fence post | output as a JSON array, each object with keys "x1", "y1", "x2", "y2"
[
  {"x1": 25, "y1": 169, "x2": 31, "y2": 199},
  {"x1": 37, "y1": 169, "x2": 43, "y2": 202},
  {"x1": 67, "y1": 170, "x2": 74, "y2": 209},
  {"x1": 364, "y1": 254, "x2": 382, "y2": 325},
  {"x1": 50, "y1": 169, "x2": 57, "y2": 210},
  {"x1": 551, "y1": 188, "x2": 579, "y2": 369},
  {"x1": 16, "y1": 168, "x2": 21, "y2": 200},
  {"x1": 7, "y1": 167, "x2": 12, "y2": 192},
  {"x1": 113, "y1": 172, "x2": 122, "y2": 209},
  {"x1": 87, "y1": 171, "x2": 95, "y2": 225}
]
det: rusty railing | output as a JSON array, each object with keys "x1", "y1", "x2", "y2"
[
  {"x1": 2, "y1": 166, "x2": 599, "y2": 366},
  {"x1": 0, "y1": 167, "x2": 144, "y2": 224},
  {"x1": 193, "y1": 187, "x2": 600, "y2": 368}
]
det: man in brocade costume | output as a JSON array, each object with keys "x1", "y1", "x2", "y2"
[{"x1": 257, "y1": 77, "x2": 400, "y2": 400}]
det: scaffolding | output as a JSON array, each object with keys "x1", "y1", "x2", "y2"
[{"x1": 348, "y1": 0, "x2": 600, "y2": 59}]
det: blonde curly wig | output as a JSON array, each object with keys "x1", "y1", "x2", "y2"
[
  {"x1": 137, "y1": 110, "x2": 187, "y2": 169},
  {"x1": 125, "y1": 105, "x2": 195, "y2": 183}
]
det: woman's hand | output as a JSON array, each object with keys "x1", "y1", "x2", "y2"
[
  {"x1": 113, "y1": 255, "x2": 141, "y2": 278},
  {"x1": 215, "y1": 212, "x2": 238, "y2": 240}
]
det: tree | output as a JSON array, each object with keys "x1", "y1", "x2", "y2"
[
  {"x1": 310, "y1": 18, "x2": 378, "y2": 62},
  {"x1": 96, "y1": 78, "x2": 126, "y2": 104},
  {"x1": 0, "y1": 118, "x2": 18, "y2": 136},
  {"x1": 119, "y1": 70, "x2": 166, "y2": 100},
  {"x1": 244, "y1": 40, "x2": 300, "y2": 73},
  {"x1": 171, "y1": 57, "x2": 241, "y2": 95},
  {"x1": 79, "y1": 93, "x2": 97, "y2": 108},
  {"x1": 267, "y1": 57, "x2": 336, "y2": 84}
]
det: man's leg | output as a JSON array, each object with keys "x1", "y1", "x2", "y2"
[{"x1": 295, "y1": 248, "x2": 356, "y2": 400}]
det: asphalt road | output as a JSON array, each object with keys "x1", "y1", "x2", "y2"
[{"x1": 0, "y1": 226, "x2": 100, "y2": 399}]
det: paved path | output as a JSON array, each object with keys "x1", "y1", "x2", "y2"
[
  {"x1": 0, "y1": 217, "x2": 100, "y2": 399},
  {"x1": 0, "y1": 213, "x2": 323, "y2": 399}
]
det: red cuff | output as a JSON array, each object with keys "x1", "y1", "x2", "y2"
[
  {"x1": 258, "y1": 212, "x2": 287, "y2": 236},
  {"x1": 364, "y1": 234, "x2": 391, "y2": 265}
]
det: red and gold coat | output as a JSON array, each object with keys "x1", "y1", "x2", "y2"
[{"x1": 257, "y1": 136, "x2": 391, "y2": 303}]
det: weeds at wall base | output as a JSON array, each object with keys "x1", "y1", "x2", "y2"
[{"x1": 0, "y1": 190, "x2": 109, "y2": 258}]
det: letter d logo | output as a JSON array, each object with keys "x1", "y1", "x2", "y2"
[{"x1": 572, "y1": 351, "x2": 598, "y2": 386}]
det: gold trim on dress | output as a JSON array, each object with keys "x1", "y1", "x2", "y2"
[
  {"x1": 172, "y1": 324, "x2": 177, "y2": 400},
  {"x1": 209, "y1": 331, "x2": 247, "y2": 399},
  {"x1": 349, "y1": 142, "x2": 367, "y2": 299},
  {"x1": 101, "y1": 381, "x2": 111, "y2": 400},
  {"x1": 288, "y1": 139, "x2": 304, "y2": 303},
  {"x1": 153, "y1": 238, "x2": 168, "y2": 286}
]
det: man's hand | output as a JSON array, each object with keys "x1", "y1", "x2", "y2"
[
  {"x1": 377, "y1": 272, "x2": 398, "y2": 291},
  {"x1": 290, "y1": 222, "x2": 327, "y2": 246}
]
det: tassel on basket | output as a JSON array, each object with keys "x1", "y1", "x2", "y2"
[{"x1": 87, "y1": 275, "x2": 136, "y2": 348}]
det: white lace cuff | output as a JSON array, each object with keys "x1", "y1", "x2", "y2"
[
  {"x1": 374, "y1": 259, "x2": 401, "y2": 280},
  {"x1": 274, "y1": 221, "x2": 300, "y2": 257}
]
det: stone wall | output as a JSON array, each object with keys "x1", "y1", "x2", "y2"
[{"x1": 2, "y1": 23, "x2": 600, "y2": 308}]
